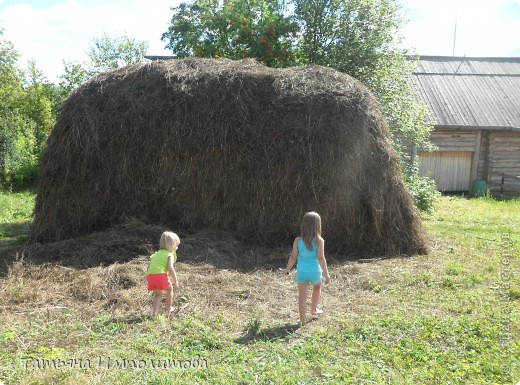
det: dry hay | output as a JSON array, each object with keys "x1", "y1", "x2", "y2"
[
  {"x1": 30, "y1": 58, "x2": 428, "y2": 257},
  {"x1": 0, "y1": 220, "x2": 284, "y2": 274},
  {"x1": 0, "y1": 223, "x2": 438, "y2": 334},
  {"x1": 0, "y1": 224, "x2": 293, "y2": 326}
]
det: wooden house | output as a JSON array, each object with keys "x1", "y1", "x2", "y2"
[{"x1": 409, "y1": 56, "x2": 520, "y2": 197}]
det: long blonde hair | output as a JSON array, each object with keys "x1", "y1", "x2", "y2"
[
  {"x1": 301, "y1": 211, "x2": 322, "y2": 251},
  {"x1": 159, "y1": 231, "x2": 180, "y2": 252}
]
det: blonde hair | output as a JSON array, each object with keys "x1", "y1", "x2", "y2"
[
  {"x1": 301, "y1": 211, "x2": 322, "y2": 251},
  {"x1": 159, "y1": 231, "x2": 180, "y2": 252}
]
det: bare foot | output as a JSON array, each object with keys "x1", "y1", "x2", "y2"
[{"x1": 311, "y1": 308, "x2": 324, "y2": 316}]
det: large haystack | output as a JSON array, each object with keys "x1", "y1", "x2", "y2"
[{"x1": 30, "y1": 58, "x2": 428, "y2": 256}]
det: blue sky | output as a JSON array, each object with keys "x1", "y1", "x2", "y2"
[{"x1": 1, "y1": 0, "x2": 519, "y2": 83}]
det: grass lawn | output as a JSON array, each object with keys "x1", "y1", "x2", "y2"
[
  {"x1": 0, "y1": 190, "x2": 34, "y2": 247},
  {"x1": 0, "y1": 193, "x2": 518, "y2": 384}
]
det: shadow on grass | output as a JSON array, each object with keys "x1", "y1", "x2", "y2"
[
  {"x1": 0, "y1": 221, "x2": 31, "y2": 248},
  {"x1": 98, "y1": 314, "x2": 151, "y2": 326},
  {"x1": 234, "y1": 322, "x2": 302, "y2": 345}
]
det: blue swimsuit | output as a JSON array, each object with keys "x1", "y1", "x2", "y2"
[{"x1": 296, "y1": 237, "x2": 322, "y2": 285}]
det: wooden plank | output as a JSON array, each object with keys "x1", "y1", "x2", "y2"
[
  {"x1": 490, "y1": 166, "x2": 520, "y2": 172},
  {"x1": 426, "y1": 146, "x2": 476, "y2": 152},
  {"x1": 490, "y1": 146, "x2": 520, "y2": 152},
  {"x1": 430, "y1": 136, "x2": 476, "y2": 141},
  {"x1": 418, "y1": 151, "x2": 473, "y2": 191},
  {"x1": 489, "y1": 133, "x2": 520, "y2": 181},
  {"x1": 470, "y1": 130, "x2": 482, "y2": 191},
  {"x1": 431, "y1": 132, "x2": 477, "y2": 138},
  {"x1": 431, "y1": 131, "x2": 477, "y2": 140},
  {"x1": 490, "y1": 133, "x2": 520, "y2": 140},
  {"x1": 488, "y1": 177, "x2": 520, "y2": 186},
  {"x1": 429, "y1": 130, "x2": 477, "y2": 152},
  {"x1": 491, "y1": 155, "x2": 520, "y2": 161}
]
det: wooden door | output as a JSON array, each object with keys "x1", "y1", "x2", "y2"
[{"x1": 418, "y1": 151, "x2": 473, "y2": 192}]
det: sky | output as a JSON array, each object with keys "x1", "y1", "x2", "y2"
[{"x1": 0, "y1": 0, "x2": 519, "y2": 83}]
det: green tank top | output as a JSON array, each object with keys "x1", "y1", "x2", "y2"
[{"x1": 147, "y1": 249, "x2": 176, "y2": 275}]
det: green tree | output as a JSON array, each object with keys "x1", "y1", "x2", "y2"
[
  {"x1": 161, "y1": 0, "x2": 437, "y2": 209},
  {"x1": 0, "y1": 29, "x2": 26, "y2": 186},
  {"x1": 88, "y1": 33, "x2": 149, "y2": 72},
  {"x1": 23, "y1": 61, "x2": 56, "y2": 151},
  {"x1": 0, "y1": 31, "x2": 150, "y2": 188},
  {"x1": 58, "y1": 33, "x2": 150, "y2": 98},
  {"x1": 162, "y1": 0, "x2": 298, "y2": 67},
  {"x1": 0, "y1": 32, "x2": 59, "y2": 188},
  {"x1": 59, "y1": 61, "x2": 92, "y2": 97},
  {"x1": 293, "y1": 0, "x2": 437, "y2": 208},
  {"x1": 293, "y1": 0, "x2": 433, "y2": 156}
]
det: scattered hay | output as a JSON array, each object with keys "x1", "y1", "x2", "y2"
[
  {"x1": 1, "y1": 220, "x2": 161, "y2": 270},
  {"x1": 31, "y1": 58, "x2": 428, "y2": 257},
  {"x1": 0, "y1": 220, "x2": 443, "y2": 349},
  {"x1": 0, "y1": 241, "x2": 437, "y2": 329}
]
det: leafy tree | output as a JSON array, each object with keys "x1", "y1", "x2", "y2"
[
  {"x1": 162, "y1": 0, "x2": 298, "y2": 67},
  {"x1": 0, "y1": 29, "x2": 26, "y2": 186},
  {"x1": 87, "y1": 33, "x2": 149, "y2": 72},
  {"x1": 59, "y1": 61, "x2": 92, "y2": 97},
  {"x1": 58, "y1": 34, "x2": 150, "y2": 99},
  {"x1": 293, "y1": 0, "x2": 433, "y2": 156},
  {"x1": 161, "y1": 0, "x2": 438, "y2": 209},
  {"x1": 0, "y1": 31, "x2": 150, "y2": 188},
  {"x1": 293, "y1": 0, "x2": 437, "y2": 209},
  {"x1": 0, "y1": 32, "x2": 59, "y2": 188},
  {"x1": 23, "y1": 61, "x2": 56, "y2": 151}
]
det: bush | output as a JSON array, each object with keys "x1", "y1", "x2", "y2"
[
  {"x1": 404, "y1": 172, "x2": 440, "y2": 213},
  {"x1": 0, "y1": 125, "x2": 40, "y2": 189}
]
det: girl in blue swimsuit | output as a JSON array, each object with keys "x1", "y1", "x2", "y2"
[{"x1": 284, "y1": 211, "x2": 331, "y2": 325}]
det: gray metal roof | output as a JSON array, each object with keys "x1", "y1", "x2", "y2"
[{"x1": 410, "y1": 56, "x2": 520, "y2": 131}]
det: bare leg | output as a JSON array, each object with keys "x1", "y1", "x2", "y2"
[
  {"x1": 311, "y1": 282, "x2": 322, "y2": 315},
  {"x1": 165, "y1": 286, "x2": 174, "y2": 312},
  {"x1": 152, "y1": 290, "x2": 163, "y2": 316},
  {"x1": 298, "y1": 283, "x2": 309, "y2": 325}
]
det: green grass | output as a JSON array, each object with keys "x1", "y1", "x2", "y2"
[
  {"x1": 0, "y1": 189, "x2": 34, "y2": 246},
  {"x1": 0, "y1": 192, "x2": 518, "y2": 384}
]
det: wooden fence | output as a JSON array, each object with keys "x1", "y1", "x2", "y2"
[{"x1": 488, "y1": 172, "x2": 520, "y2": 198}]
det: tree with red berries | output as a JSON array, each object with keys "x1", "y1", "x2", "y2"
[
  {"x1": 162, "y1": 0, "x2": 436, "y2": 210},
  {"x1": 162, "y1": 0, "x2": 297, "y2": 67}
]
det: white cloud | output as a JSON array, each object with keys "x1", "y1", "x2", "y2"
[
  {"x1": 400, "y1": 0, "x2": 520, "y2": 56},
  {"x1": 1, "y1": 0, "x2": 518, "y2": 83},
  {"x1": 0, "y1": 0, "x2": 177, "y2": 82},
  {"x1": 400, "y1": 0, "x2": 458, "y2": 55}
]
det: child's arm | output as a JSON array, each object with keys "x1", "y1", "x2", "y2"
[
  {"x1": 167, "y1": 255, "x2": 179, "y2": 288},
  {"x1": 284, "y1": 237, "x2": 299, "y2": 274},
  {"x1": 317, "y1": 237, "x2": 330, "y2": 284}
]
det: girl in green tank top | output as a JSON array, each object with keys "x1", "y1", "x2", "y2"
[{"x1": 146, "y1": 231, "x2": 180, "y2": 316}]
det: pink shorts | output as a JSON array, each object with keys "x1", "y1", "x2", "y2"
[{"x1": 147, "y1": 274, "x2": 170, "y2": 291}]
